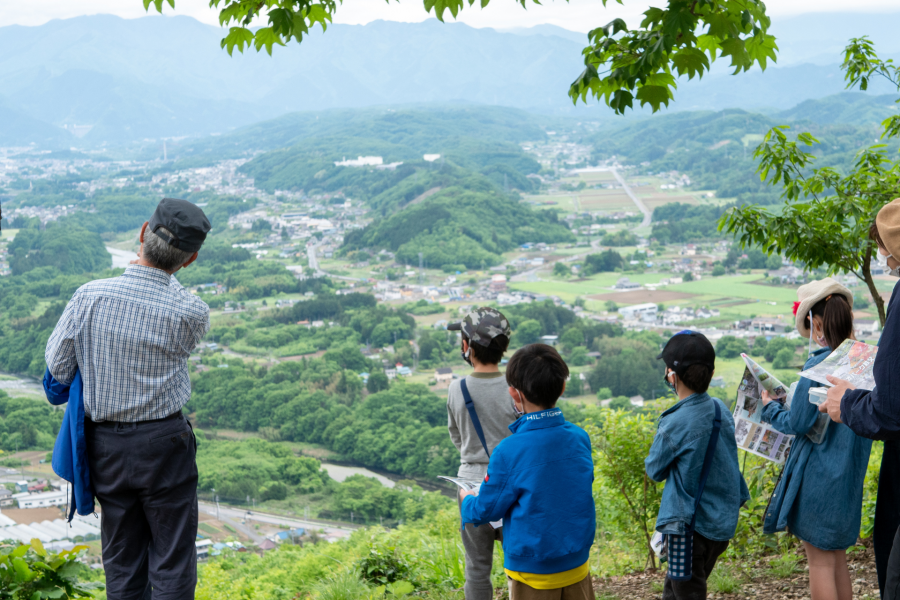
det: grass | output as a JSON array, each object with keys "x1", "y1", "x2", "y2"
[
  {"x1": 668, "y1": 274, "x2": 799, "y2": 303},
  {"x1": 770, "y1": 554, "x2": 801, "y2": 578},
  {"x1": 708, "y1": 564, "x2": 743, "y2": 594}
]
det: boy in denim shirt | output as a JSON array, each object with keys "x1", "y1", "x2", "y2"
[
  {"x1": 460, "y1": 344, "x2": 596, "y2": 600},
  {"x1": 646, "y1": 331, "x2": 749, "y2": 600}
]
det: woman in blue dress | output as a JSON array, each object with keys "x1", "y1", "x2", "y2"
[{"x1": 761, "y1": 277, "x2": 873, "y2": 600}]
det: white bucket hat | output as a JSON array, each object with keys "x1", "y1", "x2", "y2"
[{"x1": 793, "y1": 277, "x2": 853, "y2": 338}]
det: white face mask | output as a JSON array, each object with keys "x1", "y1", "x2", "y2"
[
  {"x1": 877, "y1": 250, "x2": 900, "y2": 277},
  {"x1": 808, "y1": 323, "x2": 827, "y2": 356},
  {"x1": 511, "y1": 389, "x2": 525, "y2": 416}
]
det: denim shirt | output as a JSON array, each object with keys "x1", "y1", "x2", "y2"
[
  {"x1": 762, "y1": 347, "x2": 873, "y2": 550},
  {"x1": 645, "y1": 392, "x2": 750, "y2": 541}
]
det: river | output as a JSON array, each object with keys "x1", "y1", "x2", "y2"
[
  {"x1": 320, "y1": 463, "x2": 396, "y2": 488},
  {"x1": 106, "y1": 246, "x2": 138, "y2": 268}
]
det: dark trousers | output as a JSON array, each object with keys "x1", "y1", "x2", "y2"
[
  {"x1": 87, "y1": 412, "x2": 199, "y2": 600},
  {"x1": 884, "y1": 526, "x2": 900, "y2": 600},
  {"x1": 663, "y1": 532, "x2": 729, "y2": 600},
  {"x1": 877, "y1": 441, "x2": 900, "y2": 597}
]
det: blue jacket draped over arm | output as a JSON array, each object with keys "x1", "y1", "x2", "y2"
[{"x1": 43, "y1": 368, "x2": 94, "y2": 520}]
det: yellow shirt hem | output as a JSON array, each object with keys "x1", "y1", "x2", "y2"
[{"x1": 505, "y1": 561, "x2": 589, "y2": 590}]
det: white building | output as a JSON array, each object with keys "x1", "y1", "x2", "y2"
[
  {"x1": 618, "y1": 303, "x2": 658, "y2": 322},
  {"x1": 334, "y1": 156, "x2": 383, "y2": 167},
  {"x1": 15, "y1": 490, "x2": 67, "y2": 509}
]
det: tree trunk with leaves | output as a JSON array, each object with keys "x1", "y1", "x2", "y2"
[{"x1": 720, "y1": 37, "x2": 900, "y2": 327}]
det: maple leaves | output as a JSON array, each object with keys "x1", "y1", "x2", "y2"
[{"x1": 569, "y1": 0, "x2": 777, "y2": 114}]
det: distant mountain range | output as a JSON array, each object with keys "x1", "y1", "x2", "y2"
[{"x1": 0, "y1": 12, "x2": 899, "y2": 146}]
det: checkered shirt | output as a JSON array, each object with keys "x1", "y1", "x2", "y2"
[{"x1": 45, "y1": 265, "x2": 210, "y2": 422}]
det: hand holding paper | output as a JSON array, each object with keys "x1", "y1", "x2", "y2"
[
  {"x1": 818, "y1": 376, "x2": 856, "y2": 423},
  {"x1": 459, "y1": 488, "x2": 477, "y2": 502}
]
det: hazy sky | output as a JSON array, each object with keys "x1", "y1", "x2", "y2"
[{"x1": 3, "y1": 0, "x2": 900, "y2": 32}]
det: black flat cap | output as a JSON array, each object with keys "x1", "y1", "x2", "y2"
[{"x1": 148, "y1": 198, "x2": 211, "y2": 253}]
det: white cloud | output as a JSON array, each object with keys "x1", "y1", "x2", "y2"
[{"x1": 1, "y1": 0, "x2": 899, "y2": 32}]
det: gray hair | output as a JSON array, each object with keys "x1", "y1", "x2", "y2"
[{"x1": 143, "y1": 226, "x2": 194, "y2": 271}]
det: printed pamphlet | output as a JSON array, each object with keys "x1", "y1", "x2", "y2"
[
  {"x1": 732, "y1": 354, "x2": 794, "y2": 465},
  {"x1": 439, "y1": 476, "x2": 502, "y2": 529},
  {"x1": 799, "y1": 339, "x2": 878, "y2": 390}
]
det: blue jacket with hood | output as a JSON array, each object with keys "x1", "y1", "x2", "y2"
[
  {"x1": 43, "y1": 368, "x2": 94, "y2": 520},
  {"x1": 460, "y1": 407, "x2": 595, "y2": 574}
]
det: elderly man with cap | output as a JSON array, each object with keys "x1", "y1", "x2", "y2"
[
  {"x1": 446, "y1": 307, "x2": 516, "y2": 600},
  {"x1": 45, "y1": 198, "x2": 211, "y2": 600},
  {"x1": 819, "y1": 198, "x2": 900, "y2": 598}
]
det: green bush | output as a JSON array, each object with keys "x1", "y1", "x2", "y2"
[
  {"x1": 716, "y1": 336, "x2": 748, "y2": 359},
  {"x1": 608, "y1": 396, "x2": 633, "y2": 411},
  {"x1": 750, "y1": 336, "x2": 768, "y2": 357},
  {"x1": 587, "y1": 410, "x2": 663, "y2": 569},
  {"x1": 357, "y1": 539, "x2": 412, "y2": 585},
  {"x1": 764, "y1": 337, "x2": 800, "y2": 363},
  {"x1": 0, "y1": 540, "x2": 101, "y2": 599},
  {"x1": 712, "y1": 265, "x2": 726, "y2": 277},
  {"x1": 772, "y1": 348, "x2": 795, "y2": 369}
]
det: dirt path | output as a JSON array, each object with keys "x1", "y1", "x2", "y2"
[{"x1": 591, "y1": 543, "x2": 880, "y2": 600}]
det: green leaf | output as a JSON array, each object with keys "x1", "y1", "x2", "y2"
[
  {"x1": 220, "y1": 27, "x2": 255, "y2": 56},
  {"x1": 671, "y1": 47, "x2": 710, "y2": 79},
  {"x1": 12, "y1": 557, "x2": 34, "y2": 581},
  {"x1": 31, "y1": 538, "x2": 46, "y2": 557},
  {"x1": 634, "y1": 84, "x2": 671, "y2": 111},
  {"x1": 253, "y1": 27, "x2": 286, "y2": 56}
]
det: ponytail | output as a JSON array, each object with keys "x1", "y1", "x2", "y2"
[{"x1": 806, "y1": 294, "x2": 853, "y2": 350}]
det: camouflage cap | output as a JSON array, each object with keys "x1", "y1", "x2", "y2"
[{"x1": 447, "y1": 307, "x2": 511, "y2": 347}]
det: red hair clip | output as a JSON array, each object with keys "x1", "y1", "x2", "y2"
[{"x1": 792, "y1": 301, "x2": 801, "y2": 316}]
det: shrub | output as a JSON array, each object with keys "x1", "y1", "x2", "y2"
[
  {"x1": 712, "y1": 265, "x2": 726, "y2": 277},
  {"x1": 588, "y1": 338, "x2": 664, "y2": 399},
  {"x1": 764, "y1": 337, "x2": 799, "y2": 363},
  {"x1": 367, "y1": 371, "x2": 390, "y2": 394},
  {"x1": 608, "y1": 396, "x2": 632, "y2": 411},
  {"x1": 357, "y1": 539, "x2": 412, "y2": 585},
  {"x1": 772, "y1": 348, "x2": 795, "y2": 369},
  {"x1": 716, "y1": 336, "x2": 748, "y2": 359},
  {"x1": 596, "y1": 387, "x2": 613, "y2": 400},
  {"x1": 750, "y1": 336, "x2": 768, "y2": 357},
  {"x1": 587, "y1": 410, "x2": 663, "y2": 568},
  {"x1": 0, "y1": 541, "x2": 101, "y2": 599}
]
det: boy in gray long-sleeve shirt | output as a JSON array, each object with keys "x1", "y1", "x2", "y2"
[{"x1": 447, "y1": 307, "x2": 517, "y2": 600}]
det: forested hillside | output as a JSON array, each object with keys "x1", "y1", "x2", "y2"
[{"x1": 343, "y1": 183, "x2": 572, "y2": 268}]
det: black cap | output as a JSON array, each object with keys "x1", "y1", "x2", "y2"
[
  {"x1": 657, "y1": 330, "x2": 716, "y2": 376},
  {"x1": 148, "y1": 198, "x2": 211, "y2": 253}
]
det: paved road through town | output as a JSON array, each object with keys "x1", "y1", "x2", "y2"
[
  {"x1": 610, "y1": 168, "x2": 652, "y2": 229},
  {"x1": 198, "y1": 501, "x2": 356, "y2": 539}
]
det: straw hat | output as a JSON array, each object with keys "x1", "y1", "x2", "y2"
[
  {"x1": 876, "y1": 199, "x2": 900, "y2": 258},
  {"x1": 793, "y1": 277, "x2": 853, "y2": 338}
]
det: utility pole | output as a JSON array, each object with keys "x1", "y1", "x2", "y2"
[
  {"x1": 351, "y1": 511, "x2": 354, "y2": 524},
  {"x1": 215, "y1": 495, "x2": 220, "y2": 521},
  {"x1": 418, "y1": 252, "x2": 424, "y2": 285}
]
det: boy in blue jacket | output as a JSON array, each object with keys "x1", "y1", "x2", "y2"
[
  {"x1": 460, "y1": 343, "x2": 596, "y2": 600},
  {"x1": 646, "y1": 331, "x2": 749, "y2": 600}
]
